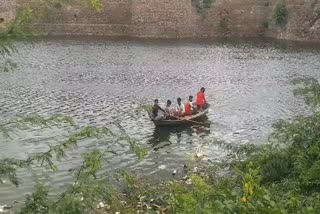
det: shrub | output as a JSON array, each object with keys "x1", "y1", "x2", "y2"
[
  {"x1": 273, "y1": 0, "x2": 288, "y2": 27},
  {"x1": 19, "y1": 184, "x2": 51, "y2": 214},
  {"x1": 219, "y1": 17, "x2": 231, "y2": 38},
  {"x1": 259, "y1": 150, "x2": 294, "y2": 183}
]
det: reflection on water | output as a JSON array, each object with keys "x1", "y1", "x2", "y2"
[
  {"x1": 0, "y1": 38, "x2": 319, "y2": 204},
  {"x1": 149, "y1": 114, "x2": 211, "y2": 147},
  {"x1": 149, "y1": 115, "x2": 211, "y2": 149},
  {"x1": 149, "y1": 126, "x2": 193, "y2": 148}
]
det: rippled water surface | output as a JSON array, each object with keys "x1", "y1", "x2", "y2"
[{"x1": 0, "y1": 38, "x2": 320, "y2": 204}]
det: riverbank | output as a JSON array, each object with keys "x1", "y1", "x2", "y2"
[{"x1": 32, "y1": 35, "x2": 320, "y2": 50}]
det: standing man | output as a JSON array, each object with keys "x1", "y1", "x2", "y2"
[{"x1": 196, "y1": 87, "x2": 207, "y2": 111}]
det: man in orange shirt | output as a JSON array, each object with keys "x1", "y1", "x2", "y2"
[
  {"x1": 196, "y1": 87, "x2": 208, "y2": 111},
  {"x1": 185, "y1": 96, "x2": 194, "y2": 116}
]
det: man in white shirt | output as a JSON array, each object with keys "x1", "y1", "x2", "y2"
[
  {"x1": 175, "y1": 97, "x2": 185, "y2": 116},
  {"x1": 164, "y1": 100, "x2": 174, "y2": 115},
  {"x1": 155, "y1": 100, "x2": 176, "y2": 120}
]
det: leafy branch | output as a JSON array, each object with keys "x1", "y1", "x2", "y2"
[
  {"x1": 0, "y1": 114, "x2": 148, "y2": 187},
  {"x1": 0, "y1": 114, "x2": 75, "y2": 138},
  {"x1": 19, "y1": 148, "x2": 123, "y2": 213},
  {"x1": 0, "y1": 125, "x2": 113, "y2": 185},
  {"x1": 114, "y1": 122, "x2": 148, "y2": 160},
  {"x1": 0, "y1": 8, "x2": 35, "y2": 72}
]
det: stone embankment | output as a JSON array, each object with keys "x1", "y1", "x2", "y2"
[{"x1": 1, "y1": 0, "x2": 320, "y2": 43}]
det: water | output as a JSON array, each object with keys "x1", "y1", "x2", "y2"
[{"x1": 0, "y1": 38, "x2": 319, "y2": 204}]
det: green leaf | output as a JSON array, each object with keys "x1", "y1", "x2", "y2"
[{"x1": 88, "y1": 0, "x2": 102, "y2": 12}]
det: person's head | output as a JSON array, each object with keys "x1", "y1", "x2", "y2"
[
  {"x1": 154, "y1": 99, "x2": 159, "y2": 105},
  {"x1": 188, "y1": 96, "x2": 193, "y2": 102},
  {"x1": 177, "y1": 97, "x2": 181, "y2": 104},
  {"x1": 166, "y1": 100, "x2": 172, "y2": 107},
  {"x1": 201, "y1": 87, "x2": 205, "y2": 93}
]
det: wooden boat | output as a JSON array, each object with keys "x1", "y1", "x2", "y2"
[{"x1": 151, "y1": 105, "x2": 210, "y2": 126}]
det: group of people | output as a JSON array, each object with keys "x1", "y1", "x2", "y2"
[{"x1": 152, "y1": 87, "x2": 208, "y2": 121}]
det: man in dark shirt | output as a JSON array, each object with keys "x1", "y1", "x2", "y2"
[{"x1": 152, "y1": 99, "x2": 165, "y2": 119}]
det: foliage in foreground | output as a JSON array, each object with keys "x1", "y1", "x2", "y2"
[
  {"x1": 0, "y1": 114, "x2": 147, "y2": 213},
  {"x1": 115, "y1": 78, "x2": 320, "y2": 214},
  {"x1": 10, "y1": 79, "x2": 320, "y2": 214}
]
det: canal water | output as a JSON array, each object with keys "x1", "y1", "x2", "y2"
[{"x1": 0, "y1": 38, "x2": 319, "y2": 204}]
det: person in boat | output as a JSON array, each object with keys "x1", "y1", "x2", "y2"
[
  {"x1": 152, "y1": 99, "x2": 166, "y2": 121},
  {"x1": 196, "y1": 87, "x2": 208, "y2": 111},
  {"x1": 175, "y1": 97, "x2": 185, "y2": 117},
  {"x1": 164, "y1": 100, "x2": 176, "y2": 120},
  {"x1": 185, "y1": 96, "x2": 194, "y2": 116}
]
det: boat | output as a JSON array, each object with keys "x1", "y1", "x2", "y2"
[{"x1": 150, "y1": 104, "x2": 210, "y2": 126}]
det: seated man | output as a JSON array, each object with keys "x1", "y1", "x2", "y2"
[
  {"x1": 164, "y1": 100, "x2": 175, "y2": 120},
  {"x1": 185, "y1": 96, "x2": 194, "y2": 116},
  {"x1": 174, "y1": 97, "x2": 185, "y2": 117},
  {"x1": 152, "y1": 99, "x2": 166, "y2": 121}
]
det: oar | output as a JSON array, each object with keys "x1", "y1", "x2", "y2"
[
  {"x1": 185, "y1": 119, "x2": 207, "y2": 126},
  {"x1": 172, "y1": 115, "x2": 207, "y2": 126}
]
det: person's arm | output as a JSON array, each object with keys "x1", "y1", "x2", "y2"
[
  {"x1": 204, "y1": 93, "x2": 207, "y2": 103},
  {"x1": 158, "y1": 105, "x2": 165, "y2": 112},
  {"x1": 182, "y1": 104, "x2": 185, "y2": 113},
  {"x1": 170, "y1": 107, "x2": 174, "y2": 115}
]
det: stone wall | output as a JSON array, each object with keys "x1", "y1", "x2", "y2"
[
  {"x1": 266, "y1": 0, "x2": 320, "y2": 42},
  {"x1": 189, "y1": 0, "x2": 271, "y2": 38},
  {"x1": 30, "y1": 0, "x2": 133, "y2": 36},
  {"x1": 5, "y1": 0, "x2": 320, "y2": 42},
  {"x1": 131, "y1": 0, "x2": 193, "y2": 38}
]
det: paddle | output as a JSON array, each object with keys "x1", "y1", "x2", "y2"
[
  {"x1": 171, "y1": 115, "x2": 207, "y2": 126},
  {"x1": 185, "y1": 119, "x2": 207, "y2": 126}
]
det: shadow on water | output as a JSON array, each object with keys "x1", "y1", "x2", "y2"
[{"x1": 149, "y1": 125, "x2": 191, "y2": 149}]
